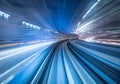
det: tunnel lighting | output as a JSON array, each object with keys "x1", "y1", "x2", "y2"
[
  {"x1": 77, "y1": 22, "x2": 81, "y2": 27},
  {"x1": 84, "y1": 37, "x2": 95, "y2": 42},
  {"x1": 33, "y1": 25, "x2": 36, "y2": 29},
  {"x1": 82, "y1": 0, "x2": 100, "y2": 19},
  {"x1": 4, "y1": 14, "x2": 10, "y2": 19},
  {"x1": 0, "y1": 11, "x2": 3, "y2": 16},
  {"x1": 30, "y1": 24, "x2": 33, "y2": 28},
  {"x1": 45, "y1": 29, "x2": 50, "y2": 32},
  {"x1": 22, "y1": 21, "x2": 26, "y2": 25},
  {"x1": 0, "y1": 11, "x2": 10, "y2": 19},
  {"x1": 0, "y1": 42, "x2": 55, "y2": 60},
  {"x1": 22, "y1": 22, "x2": 54, "y2": 32},
  {"x1": 36, "y1": 26, "x2": 40, "y2": 30},
  {"x1": 74, "y1": 20, "x2": 95, "y2": 34},
  {"x1": 22, "y1": 21, "x2": 41, "y2": 30},
  {"x1": 54, "y1": 31, "x2": 59, "y2": 33},
  {"x1": 74, "y1": 0, "x2": 100, "y2": 34}
]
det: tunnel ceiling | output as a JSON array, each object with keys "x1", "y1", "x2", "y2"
[
  {"x1": 0, "y1": 0, "x2": 98, "y2": 33},
  {"x1": 0, "y1": 1, "x2": 120, "y2": 83},
  {"x1": 0, "y1": 0, "x2": 120, "y2": 39}
]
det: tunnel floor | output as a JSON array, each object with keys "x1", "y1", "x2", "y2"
[{"x1": 0, "y1": 40, "x2": 120, "y2": 84}]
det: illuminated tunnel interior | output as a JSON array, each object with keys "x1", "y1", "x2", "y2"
[{"x1": 0, "y1": 0, "x2": 120, "y2": 84}]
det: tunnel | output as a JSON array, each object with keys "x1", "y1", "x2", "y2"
[{"x1": 0, "y1": 0, "x2": 120, "y2": 84}]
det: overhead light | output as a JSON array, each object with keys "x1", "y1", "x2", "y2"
[
  {"x1": 29, "y1": 24, "x2": 33, "y2": 28},
  {"x1": 22, "y1": 21, "x2": 41, "y2": 30},
  {"x1": 74, "y1": 0, "x2": 100, "y2": 34},
  {"x1": 82, "y1": 0, "x2": 100, "y2": 19},
  {"x1": 54, "y1": 31, "x2": 59, "y2": 33},
  {"x1": 22, "y1": 21, "x2": 26, "y2": 25},
  {"x1": 45, "y1": 29, "x2": 50, "y2": 31},
  {"x1": 0, "y1": 11, "x2": 10, "y2": 19},
  {"x1": 77, "y1": 22, "x2": 81, "y2": 26},
  {"x1": 26, "y1": 23, "x2": 29, "y2": 27},
  {"x1": 76, "y1": 19, "x2": 95, "y2": 33},
  {"x1": 4, "y1": 14, "x2": 10, "y2": 19},
  {"x1": 36, "y1": 26, "x2": 40, "y2": 30}
]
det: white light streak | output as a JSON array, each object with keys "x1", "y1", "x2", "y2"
[
  {"x1": 45, "y1": 29, "x2": 50, "y2": 32},
  {"x1": 74, "y1": 0, "x2": 100, "y2": 34},
  {"x1": 0, "y1": 42, "x2": 54, "y2": 60},
  {"x1": 84, "y1": 37, "x2": 95, "y2": 42},
  {"x1": 1, "y1": 75, "x2": 14, "y2": 84},
  {"x1": 75, "y1": 19, "x2": 96, "y2": 34},
  {"x1": 82, "y1": 0, "x2": 100, "y2": 19},
  {"x1": 22, "y1": 21, "x2": 41, "y2": 30},
  {"x1": 54, "y1": 31, "x2": 59, "y2": 34},
  {"x1": 0, "y1": 11, "x2": 10, "y2": 19},
  {"x1": 0, "y1": 42, "x2": 55, "y2": 83}
]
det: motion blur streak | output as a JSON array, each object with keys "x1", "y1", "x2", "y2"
[
  {"x1": 0, "y1": 42, "x2": 54, "y2": 83},
  {"x1": 0, "y1": 40, "x2": 120, "y2": 84},
  {"x1": 0, "y1": 42, "x2": 54, "y2": 60},
  {"x1": 0, "y1": 0, "x2": 120, "y2": 84}
]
